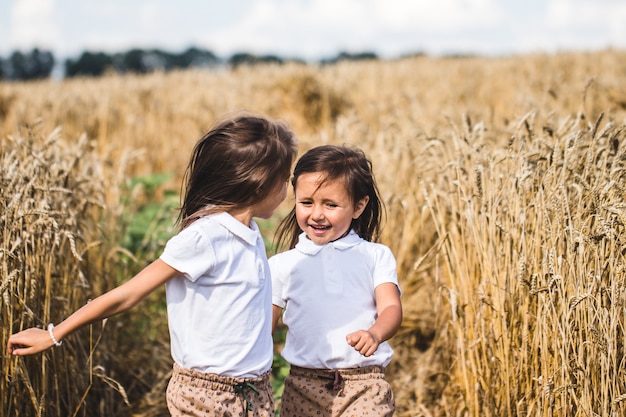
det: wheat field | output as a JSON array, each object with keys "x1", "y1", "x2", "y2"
[{"x1": 2, "y1": 50, "x2": 626, "y2": 417}]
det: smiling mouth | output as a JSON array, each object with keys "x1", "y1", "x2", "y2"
[{"x1": 309, "y1": 224, "x2": 331, "y2": 231}]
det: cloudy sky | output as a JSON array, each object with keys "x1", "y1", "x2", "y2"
[{"x1": 1, "y1": 0, "x2": 625, "y2": 61}]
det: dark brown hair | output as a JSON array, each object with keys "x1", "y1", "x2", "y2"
[
  {"x1": 178, "y1": 113, "x2": 298, "y2": 229},
  {"x1": 274, "y1": 144, "x2": 384, "y2": 250}
]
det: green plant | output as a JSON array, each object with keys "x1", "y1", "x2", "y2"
[{"x1": 120, "y1": 172, "x2": 178, "y2": 262}]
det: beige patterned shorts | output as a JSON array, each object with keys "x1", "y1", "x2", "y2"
[
  {"x1": 166, "y1": 363, "x2": 274, "y2": 416},
  {"x1": 279, "y1": 365, "x2": 395, "y2": 417}
]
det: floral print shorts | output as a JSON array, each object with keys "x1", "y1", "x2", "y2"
[
  {"x1": 166, "y1": 363, "x2": 274, "y2": 417},
  {"x1": 279, "y1": 365, "x2": 395, "y2": 417}
]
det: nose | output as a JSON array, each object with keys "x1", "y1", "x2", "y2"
[{"x1": 311, "y1": 204, "x2": 325, "y2": 221}]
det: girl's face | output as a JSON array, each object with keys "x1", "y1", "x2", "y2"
[{"x1": 294, "y1": 172, "x2": 369, "y2": 245}]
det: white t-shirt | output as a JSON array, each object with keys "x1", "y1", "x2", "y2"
[
  {"x1": 160, "y1": 212, "x2": 273, "y2": 377},
  {"x1": 269, "y1": 230, "x2": 400, "y2": 369}
]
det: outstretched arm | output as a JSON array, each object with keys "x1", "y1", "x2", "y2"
[
  {"x1": 8, "y1": 259, "x2": 179, "y2": 356},
  {"x1": 346, "y1": 282, "x2": 402, "y2": 357}
]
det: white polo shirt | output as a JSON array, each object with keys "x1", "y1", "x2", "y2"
[
  {"x1": 269, "y1": 230, "x2": 400, "y2": 369},
  {"x1": 160, "y1": 212, "x2": 273, "y2": 377}
]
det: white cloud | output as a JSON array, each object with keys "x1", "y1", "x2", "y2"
[
  {"x1": 1, "y1": 0, "x2": 624, "y2": 59},
  {"x1": 204, "y1": 0, "x2": 508, "y2": 59},
  {"x1": 10, "y1": 0, "x2": 60, "y2": 52},
  {"x1": 520, "y1": 0, "x2": 626, "y2": 52},
  {"x1": 547, "y1": 0, "x2": 614, "y2": 27},
  {"x1": 560, "y1": 0, "x2": 626, "y2": 45}
]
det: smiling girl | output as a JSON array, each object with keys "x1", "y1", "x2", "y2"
[{"x1": 269, "y1": 145, "x2": 402, "y2": 417}]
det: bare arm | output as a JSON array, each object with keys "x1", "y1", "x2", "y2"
[
  {"x1": 346, "y1": 282, "x2": 403, "y2": 357},
  {"x1": 8, "y1": 259, "x2": 179, "y2": 356},
  {"x1": 272, "y1": 304, "x2": 283, "y2": 335}
]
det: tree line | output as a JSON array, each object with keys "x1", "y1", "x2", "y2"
[{"x1": 0, "y1": 47, "x2": 381, "y2": 81}]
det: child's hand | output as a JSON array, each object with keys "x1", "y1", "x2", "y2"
[
  {"x1": 8, "y1": 328, "x2": 55, "y2": 356},
  {"x1": 346, "y1": 330, "x2": 380, "y2": 357}
]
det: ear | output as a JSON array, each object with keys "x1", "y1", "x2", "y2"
[{"x1": 352, "y1": 196, "x2": 370, "y2": 219}]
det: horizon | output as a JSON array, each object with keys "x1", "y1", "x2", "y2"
[{"x1": 2, "y1": 0, "x2": 625, "y2": 62}]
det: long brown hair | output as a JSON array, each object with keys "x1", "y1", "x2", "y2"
[
  {"x1": 178, "y1": 113, "x2": 298, "y2": 229},
  {"x1": 274, "y1": 144, "x2": 384, "y2": 251}
]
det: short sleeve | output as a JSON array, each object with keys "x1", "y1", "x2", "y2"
[
  {"x1": 268, "y1": 255, "x2": 287, "y2": 308},
  {"x1": 373, "y1": 245, "x2": 401, "y2": 295},
  {"x1": 160, "y1": 226, "x2": 216, "y2": 282}
]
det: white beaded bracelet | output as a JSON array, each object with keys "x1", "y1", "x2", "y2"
[{"x1": 47, "y1": 323, "x2": 62, "y2": 347}]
